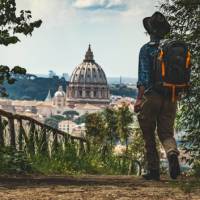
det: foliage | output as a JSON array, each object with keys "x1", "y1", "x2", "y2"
[
  {"x1": 103, "y1": 107, "x2": 118, "y2": 146},
  {"x1": 160, "y1": 0, "x2": 200, "y2": 166},
  {"x1": 44, "y1": 115, "x2": 66, "y2": 129},
  {"x1": 4, "y1": 75, "x2": 67, "y2": 100},
  {"x1": 0, "y1": 65, "x2": 26, "y2": 97},
  {"x1": 4, "y1": 76, "x2": 137, "y2": 100},
  {"x1": 116, "y1": 104, "x2": 133, "y2": 149},
  {"x1": 31, "y1": 143, "x2": 142, "y2": 176},
  {"x1": 0, "y1": 0, "x2": 42, "y2": 97},
  {"x1": 0, "y1": 104, "x2": 145, "y2": 176},
  {"x1": 0, "y1": 0, "x2": 42, "y2": 46},
  {"x1": 84, "y1": 105, "x2": 144, "y2": 172},
  {"x1": 63, "y1": 110, "x2": 79, "y2": 120},
  {"x1": 85, "y1": 112, "x2": 106, "y2": 145},
  {"x1": 74, "y1": 113, "x2": 87, "y2": 124},
  {"x1": 0, "y1": 147, "x2": 33, "y2": 174},
  {"x1": 192, "y1": 161, "x2": 200, "y2": 177},
  {"x1": 110, "y1": 84, "x2": 137, "y2": 98},
  {"x1": 128, "y1": 122, "x2": 145, "y2": 161}
]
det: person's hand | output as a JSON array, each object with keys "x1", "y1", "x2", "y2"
[{"x1": 134, "y1": 98, "x2": 142, "y2": 113}]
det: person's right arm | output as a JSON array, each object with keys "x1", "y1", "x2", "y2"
[{"x1": 134, "y1": 45, "x2": 150, "y2": 113}]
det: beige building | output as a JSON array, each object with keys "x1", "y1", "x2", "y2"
[
  {"x1": 58, "y1": 120, "x2": 86, "y2": 138},
  {"x1": 58, "y1": 120, "x2": 77, "y2": 134}
]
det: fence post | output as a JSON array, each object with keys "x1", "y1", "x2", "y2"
[
  {"x1": 40, "y1": 127, "x2": 48, "y2": 156},
  {"x1": 77, "y1": 140, "x2": 85, "y2": 157},
  {"x1": 28, "y1": 122, "x2": 35, "y2": 156},
  {"x1": 18, "y1": 119, "x2": 23, "y2": 151},
  {"x1": 52, "y1": 131, "x2": 58, "y2": 154},
  {"x1": 8, "y1": 117, "x2": 16, "y2": 148},
  {"x1": 0, "y1": 116, "x2": 4, "y2": 147}
]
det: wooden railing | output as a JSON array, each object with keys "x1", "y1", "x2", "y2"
[{"x1": 0, "y1": 109, "x2": 87, "y2": 157}]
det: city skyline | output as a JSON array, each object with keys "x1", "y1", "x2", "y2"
[{"x1": 0, "y1": 0, "x2": 156, "y2": 78}]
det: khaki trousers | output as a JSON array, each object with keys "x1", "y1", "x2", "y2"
[{"x1": 138, "y1": 90, "x2": 179, "y2": 170}]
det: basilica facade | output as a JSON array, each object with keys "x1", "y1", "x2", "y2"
[{"x1": 50, "y1": 45, "x2": 110, "y2": 107}]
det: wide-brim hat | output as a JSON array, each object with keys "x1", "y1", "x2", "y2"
[{"x1": 143, "y1": 12, "x2": 171, "y2": 36}]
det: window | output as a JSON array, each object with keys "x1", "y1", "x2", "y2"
[
  {"x1": 86, "y1": 91, "x2": 90, "y2": 97},
  {"x1": 101, "y1": 89, "x2": 104, "y2": 98}
]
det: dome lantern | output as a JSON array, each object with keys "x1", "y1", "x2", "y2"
[{"x1": 84, "y1": 44, "x2": 94, "y2": 63}]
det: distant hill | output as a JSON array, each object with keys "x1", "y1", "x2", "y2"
[
  {"x1": 107, "y1": 77, "x2": 137, "y2": 84},
  {"x1": 35, "y1": 74, "x2": 137, "y2": 85},
  {"x1": 3, "y1": 74, "x2": 136, "y2": 100},
  {"x1": 4, "y1": 75, "x2": 67, "y2": 101}
]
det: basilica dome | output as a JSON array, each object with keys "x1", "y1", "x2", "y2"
[
  {"x1": 66, "y1": 45, "x2": 110, "y2": 104},
  {"x1": 53, "y1": 86, "x2": 65, "y2": 107},
  {"x1": 54, "y1": 86, "x2": 65, "y2": 97}
]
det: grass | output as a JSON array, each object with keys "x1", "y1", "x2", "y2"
[{"x1": 169, "y1": 177, "x2": 200, "y2": 194}]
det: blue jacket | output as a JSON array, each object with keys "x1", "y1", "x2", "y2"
[{"x1": 137, "y1": 41, "x2": 159, "y2": 90}]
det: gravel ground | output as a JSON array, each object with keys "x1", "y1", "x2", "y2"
[{"x1": 0, "y1": 175, "x2": 199, "y2": 200}]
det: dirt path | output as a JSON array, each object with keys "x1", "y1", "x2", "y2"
[{"x1": 0, "y1": 175, "x2": 199, "y2": 200}]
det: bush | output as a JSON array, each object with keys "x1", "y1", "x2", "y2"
[{"x1": 0, "y1": 147, "x2": 33, "y2": 174}]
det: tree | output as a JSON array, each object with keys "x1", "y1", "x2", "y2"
[
  {"x1": 0, "y1": 0, "x2": 42, "y2": 46},
  {"x1": 85, "y1": 113, "x2": 106, "y2": 144},
  {"x1": 129, "y1": 121, "x2": 145, "y2": 160},
  {"x1": 63, "y1": 110, "x2": 79, "y2": 120},
  {"x1": 85, "y1": 112, "x2": 108, "y2": 159},
  {"x1": 44, "y1": 115, "x2": 65, "y2": 129},
  {"x1": 74, "y1": 114, "x2": 87, "y2": 124},
  {"x1": 0, "y1": 65, "x2": 26, "y2": 96},
  {"x1": 160, "y1": 1, "x2": 200, "y2": 164},
  {"x1": 116, "y1": 104, "x2": 134, "y2": 153},
  {"x1": 103, "y1": 107, "x2": 118, "y2": 147},
  {"x1": 0, "y1": 0, "x2": 42, "y2": 96}
]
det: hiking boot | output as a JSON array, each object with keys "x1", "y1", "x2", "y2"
[
  {"x1": 168, "y1": 153, "x2": 180, "y2": 179},
  {"x1": 142, "y1": 169, "x2": 160, "y2": 181}
]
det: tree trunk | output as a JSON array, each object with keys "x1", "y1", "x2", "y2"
[{"x1": 18, "y1": 119, "x2": 23, "y2": 151}]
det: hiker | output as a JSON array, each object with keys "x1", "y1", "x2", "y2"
[{"x1": 134, "y1": 11, "x2": 191, "y2": 180}]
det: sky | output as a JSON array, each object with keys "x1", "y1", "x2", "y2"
[{"x1": 0, "y1": 0, "x2": 159, "y2": 78}]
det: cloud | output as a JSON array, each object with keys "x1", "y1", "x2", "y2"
[
  {"x1": 73, "y1": 0, "x2": 127, "y2": 11},
  {"x1": 15, "y1": 0, "x2": 156, "y2": 26},
  {"x1": 15, "y1": 0, "x2": 76, "y2": 27}
]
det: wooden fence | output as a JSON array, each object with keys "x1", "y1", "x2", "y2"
[{"x1": 0, "y1": 109, "x2": 87, "y2": 157}]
